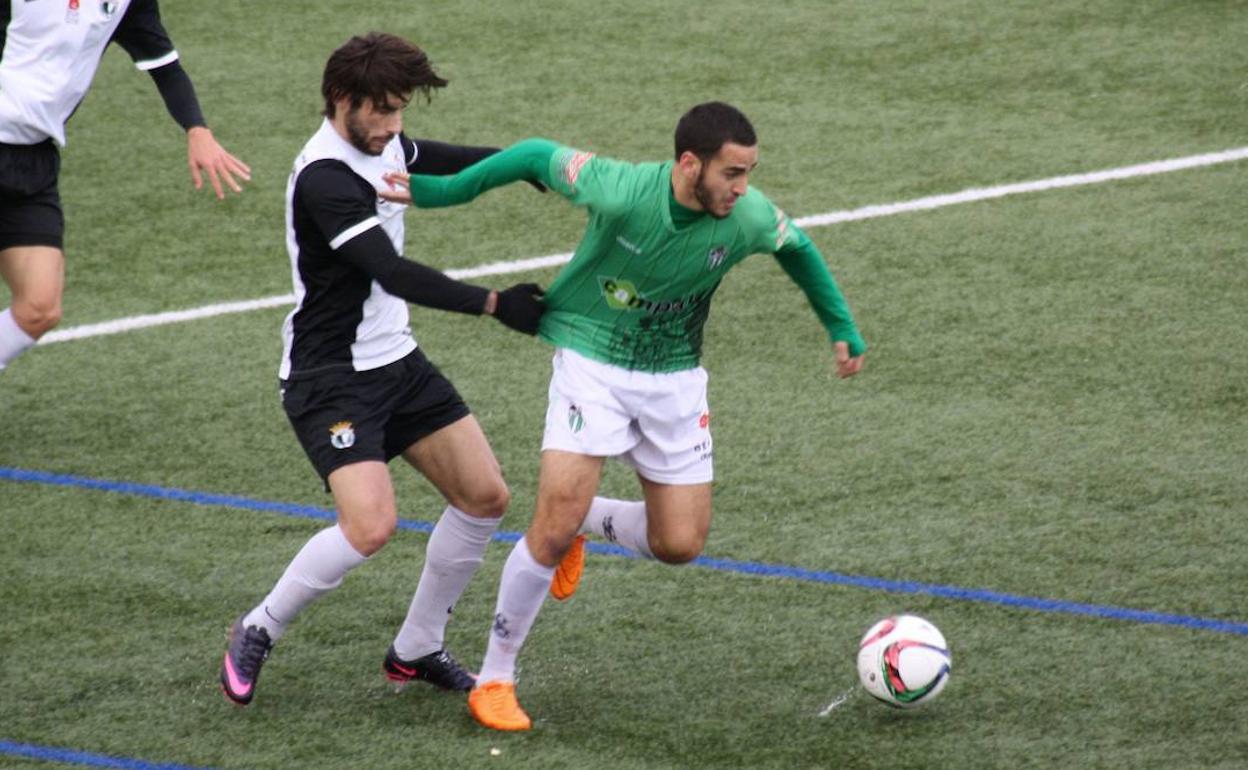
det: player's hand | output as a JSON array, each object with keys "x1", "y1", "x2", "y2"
[
  {"x1": 187, "y1": 126, "x2": 250, "y2": 199},
  {"x1": 834, "y1": 340, "x2": 864, "y2": 379},
  {"x1": 380, "y1": 171, "x2": 413, "y2": 203},
  {"x1": 492, "y1": 282, "x2": 546, "y2": 335}
]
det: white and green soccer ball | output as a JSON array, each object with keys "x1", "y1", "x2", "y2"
[{"x1": 856, "y1": 614, "x2": 951, "y2": 708}]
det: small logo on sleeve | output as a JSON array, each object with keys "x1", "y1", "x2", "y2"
[
  {"x1": 774, "y1": 207, "x2": 795, "y2": 250},
  {"x1": 560, "y1": 150, "x2": 594, "y2": 187}
]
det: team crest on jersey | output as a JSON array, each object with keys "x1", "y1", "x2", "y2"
[
  {"x1": 706, "y1": 246, "x2": 726, "y2": 270},
  {"x1": 102, "y1": 1, "x2": 119, "y2": 16},
  {"x1": 328, "y1": 421, "x2": 356, "y2": 450}
]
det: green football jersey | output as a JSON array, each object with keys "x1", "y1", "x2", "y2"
[
  {"x1": 541, "y1": 145, "x2": 808, "y2": 372},
  {"x1": 401, "y1": 137, "x2": 863, "y2": 373}
]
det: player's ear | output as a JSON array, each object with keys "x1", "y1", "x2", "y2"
[
  {"x1": 676, "y1": 150, "x2": 702, "y2": 179},
  {"x1": 330, "y1": 95, "x2": 353, "y2": 119}
]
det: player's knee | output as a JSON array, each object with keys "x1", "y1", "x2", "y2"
[
  {"x1": 526, "y1": 527, "x2": 578, "y2": 568},
  {"x1": 649, "y1": 530, "x2": 707, "y2": 565},
  {"x1": 459, "y1": 481, "x2": 510, "y2": 520},
  {"x1": 344, "y1": 513, "x2": 397, "y2": 556},
  {"x1": 354, "y1": 521, "x2": 396, "y2": 556},
  {"x1": 651, "y1": 541, "x2": 703, "y2": 565},
  {"x1": 483, "y1": 483, "x2": 511, "y2": 518},
  {"x1": 12, "y1": 296, "x2": 62, "y2": 338},
  {"x1": 540, "y1": 487, "x2": 592, "y2": 522}
]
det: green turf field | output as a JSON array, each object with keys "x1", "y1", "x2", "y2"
[{"x1": 2, "y1": 1, "x2": 1246, "y2": 768}]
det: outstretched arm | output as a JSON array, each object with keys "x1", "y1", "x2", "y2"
[
  {"x1": 147, "y1": 61, "x2": 250, "y2": 197},
  {"x1": 380, "y1": 138, "x2": 560, "y2": 207},
  {"x1": 337, "y1": 228, "x2": 545, "y2": 335},
  {"x1": 773, "y1": 227, "x2": 866, "y2": 378},
  {"x1": 404, "y1": 137, "x2": 497, "y2": 175},
  {"x1": 298, "y1": 161, "x2": 545, "y2": 334},
  {"x1": 115, "y1": 0, "x2": 250, "y2": 198},
  {"x1": 149, "y1": 64, "x2": 251, "y2": 198},
  {"x1": 402, "y1": 136, "x2": 548, "y2": 191}
]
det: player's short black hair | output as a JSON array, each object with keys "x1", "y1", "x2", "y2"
[
  {"x1": 322, "y1": 33, "x2": 448, "y2": 118},
  {"x1": 674, "y1": 102, "x2": 757, "y2": 161}
]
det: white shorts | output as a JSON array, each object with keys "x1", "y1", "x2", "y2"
[{"x1": 541, "y1": 348, "x2": 713, "y2": 484}]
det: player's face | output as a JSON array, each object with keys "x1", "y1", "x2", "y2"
[
  {"x1": 343, "y1": 93, "x2": 410, "y2": 156},
  {"x1": 693, "y1": 142, "x2": 758, "y2": 218}
]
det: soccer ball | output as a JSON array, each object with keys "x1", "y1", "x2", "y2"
[{"x1": 856, "y1": 614, "x2": 951, "y2": 708}]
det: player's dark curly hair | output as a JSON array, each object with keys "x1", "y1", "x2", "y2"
[
  {"x1": 322, "y1": 33, "x2": 448, "y2": 117},
  {"x1": 674, "y1": 102, "x2": 757, "y2": 161}
]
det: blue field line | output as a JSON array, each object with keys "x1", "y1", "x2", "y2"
[
  {"x1": 5, "y1": 465, "x2": 1248, "y2": 637},
  {"x1": 689, "y1": 556, "x2": 1248, "y2": 636},
  {"x1": 0, "y1": 740, "x2": 217, "y2": 770}
]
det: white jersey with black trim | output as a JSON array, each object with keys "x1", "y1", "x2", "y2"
[
  {"x1": 0, "y1": 0, "x2": 177, "y2": 146},
  {"x1": 279, "y1": 118, "x2": 418, "y2": 380}
]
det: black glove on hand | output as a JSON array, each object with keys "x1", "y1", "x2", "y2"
[{"x1": 493, "y1": 282, "x2": 546, "y2": 335}]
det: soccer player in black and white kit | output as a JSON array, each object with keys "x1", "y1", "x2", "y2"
[
  {"x1": 0, "y1": 0, "x2": 249, "y2": 374},
  {"x1": 218, "y1": 33, "x2": 546, "y2": 706}
]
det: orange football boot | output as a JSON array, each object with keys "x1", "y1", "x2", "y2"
[
  {"x1": 469, "y1": 680, "x2": 532, "y2": 731},
  {"x1": 549, "y1": 534, "x2": 586, "y2": 601}
]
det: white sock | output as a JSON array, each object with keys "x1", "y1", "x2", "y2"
[
  {"x1": 243, "y1": 524, "x2": 367, "y2": 641},
  {"x1": 0, "y1": 308, "x2": 36, "y2": 370},
  {"x1": 583, "y1": 496, "x2": 654, "y2": 559},
  {"x1": 392, "y1": 506, "x2": 500, "y2": 660},
  {"x1": 476, "y1": 537, "x2": 555, "y2": 684}
]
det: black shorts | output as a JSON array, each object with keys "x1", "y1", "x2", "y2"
[
  {"x1": 0, "y1": 140, "x2": 64, "y2": 251},
  {"x1": 281, "y1": 348, "x2": 472, "y2": 486}
]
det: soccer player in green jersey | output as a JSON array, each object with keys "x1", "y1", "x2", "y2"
[{"x1": 381, "y1": 102, "x2": 866, "y2": 730}]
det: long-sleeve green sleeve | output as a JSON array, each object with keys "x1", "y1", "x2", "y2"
[
  {"x1": 773, "y1": 226, "x2": 867, "y2": 357},
  {"x1": 404, "y1": 137, "x2": 560, "y2": 208}
]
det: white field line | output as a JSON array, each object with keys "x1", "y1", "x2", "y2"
[
  {"x1": 39, "y1": 253, "x2": 575, "y2": 344},
  {"x1": 38, "y1": 146, "x2": 1248, "y2": 345}
]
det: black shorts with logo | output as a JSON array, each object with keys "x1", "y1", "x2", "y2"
[
  {"x1": 0, "y1": 140, "x2": 64, "y2": 251},
  {"x1": 281, "y1": 348, "x2": 472, "y2": 486}
]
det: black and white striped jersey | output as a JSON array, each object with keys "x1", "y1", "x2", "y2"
[
  {"x1": 280, "y1": 119, "x2": 500, "y2": 381},
  {"x1": 0, "y1": 0, "x2": 179, "y2": 146},
  {"x1": 281, "y1": 120, "x2": 415, "y2": 380}
]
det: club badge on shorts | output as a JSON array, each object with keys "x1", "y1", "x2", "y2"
[
  {"x1": 329, "y1": 421, "x2": 356, "y2": 450},
  {"x1": 568, "y1": 405, "x2": 585, "y2": 434}
]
